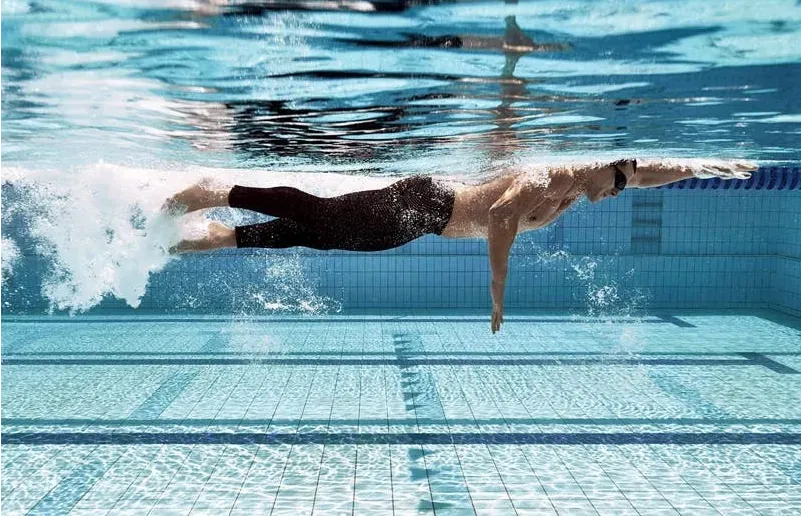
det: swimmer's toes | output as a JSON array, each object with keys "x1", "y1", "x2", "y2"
[{"x1": 168, "y1": 241, "x2": 189, "y2": 254}]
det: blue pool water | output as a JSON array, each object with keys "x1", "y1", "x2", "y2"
[{"x1": 2, "y1": 0, "x2": 801, "y2": 514}]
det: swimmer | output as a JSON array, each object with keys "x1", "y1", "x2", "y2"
[{"x1": 164, "y1": 158, "x2": 756, "y2": 332}]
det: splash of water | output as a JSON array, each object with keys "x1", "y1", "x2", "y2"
[
  {"x1": 0, "y1": 238, "x2": 19, "y2": 308},
  {"x1": 1, "y1": 238, "x2": 20, "y2": 281},
  {"x1": 3, "y1": 164, "x2": 183, "y2": 311},
  {"x1": 536, "y1": 248, "x2": 649, "y2": 319},
  {"x1": 535, "y1": 248, "x2": 650, "y2": 358}
]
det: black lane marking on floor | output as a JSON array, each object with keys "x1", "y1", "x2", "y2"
[
  {"x1": 4, "y1": 417, "x2": 801, "y2": 427},
  {"x1": 738, "y1": 352, "x2": 801, "y2": 374},
  {"x1": 4, "y1": 432, "x2": 801, "y2": 446}
]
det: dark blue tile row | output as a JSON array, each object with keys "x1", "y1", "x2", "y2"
[
  {"x1": 3, "y1": 356, "x2": 798, "y2": 373},
  {"x1": 4, "y1": 432, "x2": 801, "y2": 446}
]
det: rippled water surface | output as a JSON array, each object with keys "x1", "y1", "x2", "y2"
[{"x1": 3, "y1": 0, "x2": 801, "y2": 174}]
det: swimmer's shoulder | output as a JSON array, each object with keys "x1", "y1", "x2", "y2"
[{"x1": 511, "y1": 166, "x2": 575, "y2": 198}]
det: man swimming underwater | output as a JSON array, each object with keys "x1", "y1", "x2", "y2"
[{"x1": 165, "y1": 158, "x2": 756, "y2": 332}]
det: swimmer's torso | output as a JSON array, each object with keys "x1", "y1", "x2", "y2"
[{"x1": 439, "y1": 171, "x2": 579, "y2": 238}]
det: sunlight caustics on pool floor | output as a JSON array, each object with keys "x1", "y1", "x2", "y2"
[{"x1": 2, "y1": 312, "x2": 801, "y2": 515}]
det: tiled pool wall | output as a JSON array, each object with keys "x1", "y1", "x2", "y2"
[
  {"x1": 771, "y1": 176, "x2": 801, "y2": 317},
  {"x1": 4, "y1": 168, "x2": 801, "y2": 315}
]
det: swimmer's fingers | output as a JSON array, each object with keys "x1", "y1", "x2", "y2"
[
  {"x1": 696, "y1": 160, "x2": 757, "y2": 180},
  {"x1": 491, "y1": 305, "x2": 504, "y2": 333},
  {"x1": 715, "y1": 160, "x2": 757, "y2": 178}
]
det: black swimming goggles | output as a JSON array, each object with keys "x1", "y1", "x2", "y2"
[{"x1": 613, "y1": 159, "x2": 637, "y2": 191}]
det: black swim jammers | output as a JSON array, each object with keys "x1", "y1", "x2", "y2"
[{"x1": 229, "y1": 175, "x2": 455, "y2": 252}]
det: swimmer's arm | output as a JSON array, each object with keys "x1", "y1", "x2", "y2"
[
  {"x1": 629, "y1": 159, "x2": 757, "y2": 188},
  {"x1": 487, "y1": 173, "x2": 573, "y2": 332}
]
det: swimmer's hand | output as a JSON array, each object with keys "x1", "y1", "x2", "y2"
[
  {"x1": 491, "y1": 302, "x2": 504, "y2": 334},
  {"x1": 691, "y1": 159, "x2": 757, "y2": 180}
]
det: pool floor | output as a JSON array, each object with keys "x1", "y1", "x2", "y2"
[{"x1": 2, "y1": 311, "x2": 801, "y2": 515}]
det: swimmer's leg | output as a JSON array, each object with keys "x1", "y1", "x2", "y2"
[
  {"x1": 227, "y1": 185, "x2": 330, "y2": 225},
  {"x1": 234, "y1": 218, "x2": 336, "y2": 250},
  {"x1": 171, "y1": 218, "x2": 335, "y2": 254},
  {"x1": 163, "y1": 178, "x2": 231, "y2": 214},
  {"x1": 170, "y1": 221, "x2": 236, "y2": 254},
  {"x1": 164, "y1": 180, "x2": 332, "y2": 228}
]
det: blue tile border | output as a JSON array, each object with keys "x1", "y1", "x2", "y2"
[{"x1": 3, "y1": 417, "x2": 801, "y2": 428}]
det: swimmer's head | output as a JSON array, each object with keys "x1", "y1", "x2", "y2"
[{"x1": 586, "y1": 159, "x2": 637, "y2": 203}]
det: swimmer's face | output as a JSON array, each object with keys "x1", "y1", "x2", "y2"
[{"x1": 587, "y1": 159, "x2": 637, "y2": 203}]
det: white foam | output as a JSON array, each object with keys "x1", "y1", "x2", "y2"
[
  {"x1": 1, "y1": 238, "x2": 21, "y2": 282},
  {"x1": 1, "y1": 0, "x2": 29, "y2": 14}
]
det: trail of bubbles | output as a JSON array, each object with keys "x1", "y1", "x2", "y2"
[
  {"x1": 535, "y1": 248, "x2": 650, "y2": 355},
  {"x1": 536, "y1": 249, "x2": 649, "y2": 319},
  {"x1": 246, "y1": 255, "x2": 342, "y2": 315}
]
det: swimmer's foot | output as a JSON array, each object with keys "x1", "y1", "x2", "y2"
[
  {"x1": 162, "y1": 178, "x2": 230, "y2": 215},
  {"x1": 502, "y1": 15, "x2": 570, "y2": 53},
  {"x1": 169, "y1": 221, "x2": 236, "y2": 254},
  {"x1": 502, "y1": 15, "x2": 536, "y2": 52}
]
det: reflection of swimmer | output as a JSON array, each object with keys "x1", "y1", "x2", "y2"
[
  {"x1": 164, "y1": 158, "x2": 755, "y2": 332},
  {"x1": 356, "y1": 17, "x2": 569, "y2": 53}
]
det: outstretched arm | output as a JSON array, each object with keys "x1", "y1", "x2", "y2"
[{"x1": 629, "y1": 159, "x2": 757, "y2": 189}]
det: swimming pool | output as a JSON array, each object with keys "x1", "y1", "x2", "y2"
[{"x1": 2, "y1": 0, "x2": 801, "y2": 514}]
